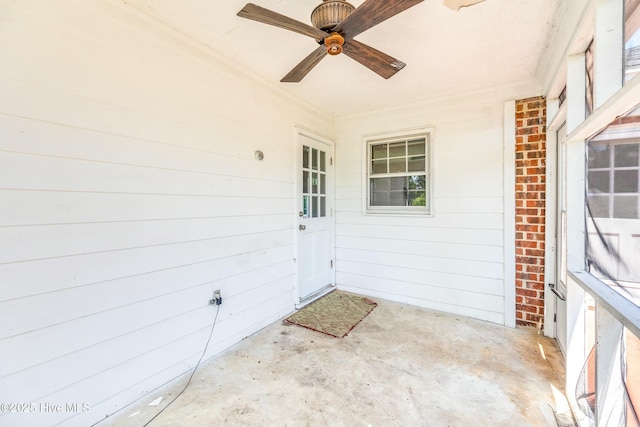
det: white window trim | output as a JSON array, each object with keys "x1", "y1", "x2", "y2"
[{"x1": 362, "y1": 127, "x2": 435, "y2": 216}]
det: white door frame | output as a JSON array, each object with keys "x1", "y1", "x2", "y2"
[
  {"x1": 544, "y1": 103, "x2": 560, "y2": 339},
  {"x1": 545, "y1": 99, "x2": 568, "y2": 341},
  {"x1": 294, "y1": 127, "x2": 336, "y2": 306}
]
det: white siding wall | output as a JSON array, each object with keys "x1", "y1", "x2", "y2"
[
  {"x1": 0, "y1": 1, "x2": 332, "y2": 426},
  {"x1": 334, "y1": 86, "x2": 536, "y2": 325}
]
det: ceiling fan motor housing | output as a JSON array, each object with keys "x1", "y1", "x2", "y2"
[{"x1": 311, "y1": 0, "x2": 355, "y2": 31}]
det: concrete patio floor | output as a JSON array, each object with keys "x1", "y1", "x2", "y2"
[{"x1": 101, "y1": 296, "x2": 571, "y2": 427}]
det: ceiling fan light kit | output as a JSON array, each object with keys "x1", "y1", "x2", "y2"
[{"x1": 323, "y1": 32, "x2": 345, "y2": 55}]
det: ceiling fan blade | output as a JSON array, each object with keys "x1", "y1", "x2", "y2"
[
  {"x1": 342, "y1": 40, "x2": 406, "y2": 79},
  {"x1": 333, "y1": 0, "x2": 424, "y2": 41},
  {"x1": 238, "y1": 3, "x2": 328, "y2": 40},
  {"x1": 443, "y1": 0, "x2": 485, "y2": 11},
  {"x1": 281, "y1": 46, "x2": 328, "y2": 82}
]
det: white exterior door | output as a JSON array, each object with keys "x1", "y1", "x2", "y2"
[
  {"x1": 585, "y1": 137, "x2": 640, "y2": 290},
  {"x1": 296, "y1": 131, "x2": 335, "y2": 303}
]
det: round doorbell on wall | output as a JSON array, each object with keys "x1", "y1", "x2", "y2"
[{"x1": 254, "y1": 150, "x2": 264, "y2": 161}]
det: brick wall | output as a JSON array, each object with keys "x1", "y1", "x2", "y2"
[{"x1": 515, "y1": 97, "x2": 547, "y2": 328}]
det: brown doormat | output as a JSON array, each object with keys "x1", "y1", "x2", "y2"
[{"x1": 284, "y1": 291, "x2": 377, "y2": 338}]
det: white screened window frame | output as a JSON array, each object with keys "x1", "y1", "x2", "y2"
[{"x1": 363, "y1": 128, "x2": 434, "y2": 215}]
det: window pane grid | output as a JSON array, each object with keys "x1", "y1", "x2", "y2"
[
  {"x1": 302, "y1": 145, "x2": 328, "y2": 218},
  {"x1": 367, "y1": 135, "x2": 430, "y2": 212}
]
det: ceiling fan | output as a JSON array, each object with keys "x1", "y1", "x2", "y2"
[{"x1": 237, "y1": 0, "x2": 486, "y2": 82}]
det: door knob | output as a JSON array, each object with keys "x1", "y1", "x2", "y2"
[{"x1": 299, "y1": 224, "x2": 306, "y2": 230}]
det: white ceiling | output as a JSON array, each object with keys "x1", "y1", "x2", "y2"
[{"x1": 121, "y1": 0, "x2": 560, "y2": 116}]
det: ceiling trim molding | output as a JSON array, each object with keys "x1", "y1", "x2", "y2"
[{"x1": 335, "y1": 78, "x2": 541, "y2": 123}]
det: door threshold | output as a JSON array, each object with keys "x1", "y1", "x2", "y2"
[{"x1": 296, "y1": 285, "x2": 336, "y2": 309}]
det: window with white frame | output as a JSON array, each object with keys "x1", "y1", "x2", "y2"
[{"x1": 366, "y1": 131, "x2": 432, "y2": 214}]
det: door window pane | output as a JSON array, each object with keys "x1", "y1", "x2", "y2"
[
  {"x1": 589, "y1": 171, "x2": 610, "y2": 193},
  {"x1": 588, "y1": 133, "x2": 640, "y2": 218},
  {"x1": 589, "y1": 144, "x2": 610, "y2": 168},
  {"x1": 302, "y1": 145, "x2": 329, "y2": 219},
  {"x1": 614, "y1": 170, "x2": 638, "y2": 193},
  {"x1": 588, "y1": 195, "x2": 610, "y2": 218},
  {"x1": 303, "y1": 170, "x2": 309, "y2": 193},
  {"x1": 615, "y1": 143, "x2": 640, "y2": 167},
  {"x1": 312, "y1": 196, "x2": 318, "y2": 218},
  {"x1": 303, "y1": 146, "x2": 310, "y2": 169},
  {"x1": 614, "y1": 195, "x2": 638, "y2": 218}
]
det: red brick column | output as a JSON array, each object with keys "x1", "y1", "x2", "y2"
[{"x1": 515, "y1": 97, "x2": 546, "y2": 328}]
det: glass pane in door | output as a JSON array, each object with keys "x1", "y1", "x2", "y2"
[
  {"x1": 303, "y1": 171, "x2": 309, "y2": 193},
  {"x1": 303, "y1": 146, "x2": 310, "y2": 169}
]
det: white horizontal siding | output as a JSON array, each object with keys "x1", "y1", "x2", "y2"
[
  {"x1": 2, "y1": 260, "x2": 294, "y2": 377},
  {"x1": 337, "y1": 271, "x2": 505, "y2": 315},
  {"x1": 338, "y1": 279, "x2": 505, "y2": 324},
  {"x1": 336, "y1": 222, "x2": 504, "y2": 246},
  {"x1": 0, "y1": 0, "x2": 332, "y2": 426},
  {"x1": 0, "y1": 151, "x2": 292, "y2": 198},
  {"x1": 338, "y1": 211, "x2": 505, "y2": 229},
  {"x1": 337, "y1": 248, "x2": 503, "y2": 280},
  {"x1": 2, "y1": 242, "x2": 295, "y2": 339},
  {"x1": 334, "y1": 85, "x2": 537, "y2": 325},
  {"x1": 0, "y1": 190, "x2": 290, "y2": 225},
  {"x1": 3, "y1": 277, "x2": 294, "y2": 402},
  {"x1": 337, "y1": 260, "x2": 504, "y2": 295},
  {"x1": 0, "y1": 217, "x2": 291, "y2": 299},
  {"x1": 336, "y1": 236, "x2": 503, "y2": 263}
]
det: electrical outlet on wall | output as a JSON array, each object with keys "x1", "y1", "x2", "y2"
[{"x1": 209, "y1": 290, "x2": 222, "y2": 306}]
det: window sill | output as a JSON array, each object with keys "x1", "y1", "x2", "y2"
[{"x1": 365, "y1": 209, "x2": 434, "y2": 218}]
